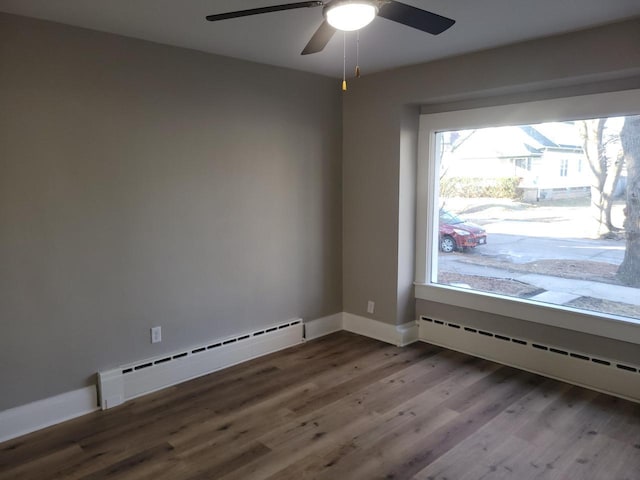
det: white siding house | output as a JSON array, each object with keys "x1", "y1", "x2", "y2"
[{"x1": 440, "y1": 122, "x2": 592, "y2": 200}]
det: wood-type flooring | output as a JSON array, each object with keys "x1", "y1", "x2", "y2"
[{"x1": 1, "y1": 331, "x2": 639, "y2": 479}]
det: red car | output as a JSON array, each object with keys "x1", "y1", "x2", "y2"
[{"x1": 439, "y1": 210, "x2": 487, "y2": 252}]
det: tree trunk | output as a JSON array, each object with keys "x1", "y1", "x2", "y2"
[
  {"x1": 616, "y1": 115, "x2": 640, "y2": 286},
  {"x1": 581, "y1": 119, "x2": 609, "y2": 235},
  {"x1": 604, "y1": 153, "x2": 624, "y2": 233}
]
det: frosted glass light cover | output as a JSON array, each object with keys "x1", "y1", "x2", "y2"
[{"x1": 326, "y1": 3, "x2": 377, "y2": 31}]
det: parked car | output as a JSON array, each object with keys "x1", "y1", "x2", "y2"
[{"x1": 439, "y1": 210, "x2": 487, "y2": 252}]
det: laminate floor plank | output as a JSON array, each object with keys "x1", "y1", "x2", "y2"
[
  {"x1": 335, "y1": 371, "x2": 545, "y2": 480},
  {"x1": 77, "y1": 442, "x2": 175, "y2": 480},
  {"x1": 217, "y1": 403, "x2": 381, "y2": 480},
  {"x1": 0, "y1": 411, "x2": 103, "y2": 470},
  {"x1": 167, "y1": 381, "x2": 317, "y2": 454},
  {"x1": 0, "y1": 444, "x2": 84, "y2": 480},
  {"x1": 77, "y1": 334, "x2": 384, "y2": 457},
  {"x1": 363, "y1": 352, "x2": 497, "y2": 415},
  {"x1": 456, "y1": 387, "x2": 625, "y2": 480},
  {"x1": 1, "y1": 331, "x2": 639, "y2": 480},
  {"x1": 610, "y1": 441, "x2": 640, "y2": 480},
  {"x1": 514, "y1": 384, "x2": 599, "y2": 447},
  {"x1": 289, "y1": 367, "x2": 539, "y2": 480},
  {"x1": 560, "y1": 434, "x2": 629, "y2": 480},
  {"x1": 286, "y1": 354, "x2": 506, "y2": 480},
  {"x1": 597, "y1": 396, "x2": 640, "y2": 444},
  {"x1": 286, "y1": 343, "x2": 442, "y2": 416},
  {"x1": 414, "y1": 377, "x2": 569, "y2": 480}
]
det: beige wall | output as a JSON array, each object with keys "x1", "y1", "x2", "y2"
[
  {"x1": 343, "y1": 18, "x2": 640, "y2": 326},
  {"x1": 0, "y1": 13, "x2": 342, "y2": 410}
]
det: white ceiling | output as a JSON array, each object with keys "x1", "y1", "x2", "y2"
[{"x1": 1, "y1": 0, "x2": 639, "y2": 78}]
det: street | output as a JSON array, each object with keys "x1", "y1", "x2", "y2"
[
  {"x1": 473, "y1": 231, "x2": 624, "y2": 264},
  {"x1": 435, "y1": 225, "x2": 638, "y2": 309}
]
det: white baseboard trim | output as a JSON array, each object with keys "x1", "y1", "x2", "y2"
[
  {"x1": 419, "y1": 317, "x2": 640, "y2": 403},
  {"x1": 343, "y1": 313, "x2": 419, "y2": 347},
  {"x1": 304, "y1": 313, "x2": 344, "y2": 340},
  {"x1": 0, "y1": 386, "x2": 98, "y2": 444},
  {"x1": 98, "y1": 320, "x2": 304, "y2": 410},
  {"x1": 3, "y1": 312, "x2": 636, "y2": 444}
]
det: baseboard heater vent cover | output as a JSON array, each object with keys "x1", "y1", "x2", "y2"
[
  {"x1": 419, "y1": 316, "x2": 639, "y2": 402},
  {"x1": 98, "y1": 319, "x2": 303, "y2": 409}
]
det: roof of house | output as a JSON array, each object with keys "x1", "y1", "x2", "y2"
[{"x1": 448, "y1": 122, "x2": 583, "y2": 160}]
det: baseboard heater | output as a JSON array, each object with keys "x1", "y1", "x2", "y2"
[
  {"x1": 98, "y1": 319, "x2": 303, "y2": 410},
  {"x1": 419, "y1": 317, "x2": 640, "y2": 403}
]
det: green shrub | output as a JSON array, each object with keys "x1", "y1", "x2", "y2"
[{"x1": 440, "y1": 177, "x2": 522, "y2": 199}]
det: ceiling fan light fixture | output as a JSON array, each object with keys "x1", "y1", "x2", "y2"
[{"x1": 325, "y1": 1, "x2": 378, "y2": 31}]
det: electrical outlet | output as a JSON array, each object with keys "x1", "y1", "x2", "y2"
[
  {"x1": 367, "y1": 300, "x2": 375, "y2": 314},
  {"x1": 151, "y1": 326, "x2": 162, "y2": 344}
]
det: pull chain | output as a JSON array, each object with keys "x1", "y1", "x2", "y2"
[
  {"x1": 355, "y1": 30, "x2": 361, "y2": 78},
  {"x1": 342, "y1": 31, "x2": 347, "y2": 91}
]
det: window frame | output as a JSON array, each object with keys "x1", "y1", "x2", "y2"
[
  {"x1": 415, "y1": 89, "x2": 640, "y2": 345},
  {"x1": 560, "y1": 158, "x2": 569, "y2": 176}
]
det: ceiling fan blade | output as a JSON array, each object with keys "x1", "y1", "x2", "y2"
[
  {"x1": 377, "y1": 1, "x2": 455, "y2": 35},
  {"x1": 301, "y1": 21, "x2": 336, "y2": 55},
  {"x1": 206, "y1": 1, "x2": 323, "y2": 22}
]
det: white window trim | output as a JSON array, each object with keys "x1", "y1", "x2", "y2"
[{"x1": 415, "y1": 89, "x2": 640, "y2": 345}]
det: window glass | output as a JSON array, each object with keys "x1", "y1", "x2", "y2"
[{"x1": 432, "y1": 116, "x2": 640, "y2": 321}]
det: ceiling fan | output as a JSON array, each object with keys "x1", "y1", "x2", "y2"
[{"x1": 205, "y1": 1, "x2": 456, "y2": 55}]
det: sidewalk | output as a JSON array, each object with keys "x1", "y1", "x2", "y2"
[
  {"x1": 516, "y1": 273, "x2": 639, "y2": 305},
  {"x1": 440, "y1": 258, "x2": 639, "y2": 306}
]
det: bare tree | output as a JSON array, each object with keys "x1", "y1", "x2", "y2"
[
  {"x1": 617, "y1": 115, "x2": 640, "y2": 286},
  {"x1": 438, "y1": 130, "x2": 476, "y2": 205},
  {"x1": 579, "y1": 119, "x2": 622, "y2": 236}
]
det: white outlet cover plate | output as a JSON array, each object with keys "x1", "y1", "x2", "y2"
[
  {"x1": 367, "y1": 301, "x2": 375, "y2": 314},
  {"x1": 151, "y1": 326, "x2": 162, "y2": 343}
]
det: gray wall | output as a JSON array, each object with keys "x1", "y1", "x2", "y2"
[
  {"x1": 343, "y1": 19, "x2": 640, "y2": 327},
  {"x1": 0, "y1": 13, "x2": 342, "y2": 410}
]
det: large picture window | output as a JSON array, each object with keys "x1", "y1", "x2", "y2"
[{"x1": 415, "y1": 90, "x2": 640, "y2": 344}]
